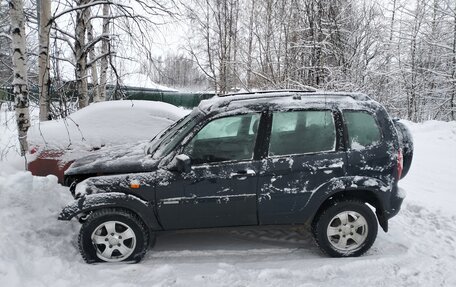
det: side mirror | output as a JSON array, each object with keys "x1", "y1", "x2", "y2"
[{"x1": 174, "y1": 154, "x2": 191, "y2": 173}]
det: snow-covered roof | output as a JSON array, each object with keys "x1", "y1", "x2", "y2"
[{"x1": 198, "y1": 90, "x2": 375, "y2": 114}]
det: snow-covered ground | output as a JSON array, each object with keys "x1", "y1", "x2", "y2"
[{"x1": 1, "y1": 110, "x2": 456, "y2": 286}]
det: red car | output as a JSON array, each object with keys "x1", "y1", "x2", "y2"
[{"x1": 28, "y1": 100, "x2": 187, "y2": 183}]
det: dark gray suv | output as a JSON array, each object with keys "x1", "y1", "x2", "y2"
[{"x1": 59, "y1": 90, "x2": 413, "y2": 263}]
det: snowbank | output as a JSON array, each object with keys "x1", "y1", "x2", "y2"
[
  {"x1": 0, "y1": 170, "x2": 78, "y2": 287},
  {"x1": 0, "y1": 120, "x2": 455, "y2": 286}
]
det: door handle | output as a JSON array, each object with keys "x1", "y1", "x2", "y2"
[{"x1": 230, "y1": 169, "x2": 256, "y2": 178}]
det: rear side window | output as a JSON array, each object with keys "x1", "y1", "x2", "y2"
[
  {"x1": 269, "y1": 110, "x2": 336, "y2": 156},
  {"x1": 344, "y1": 111, "x2": 381, "y2": 149}
]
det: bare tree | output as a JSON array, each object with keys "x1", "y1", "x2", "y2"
[
  {"x1": 97, "y1": 3, "x2": 109, "y2": 102},
  {"x1": 9, "y1": 0, "x2": 30, "y2": 156},
  {"x1": 185, "y1": 0, "x2": 240, "y2": 94},
  {"x1": 150, "y1": 53, "x2": 207, "y2": 89},
  {"x1": 85, "y1": 6, "x2": 99, "y2": 102},
  {"x1": 37, "y1": 0, "x2": 51, "y2": 121}
]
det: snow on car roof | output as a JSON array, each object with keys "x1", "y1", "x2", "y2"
[
  {"x1": 28, "y1": 100, "x2": 189, "y2": 159},
  {"x1": 198, "y1": 90, "x2": 376, "y2": 114}
]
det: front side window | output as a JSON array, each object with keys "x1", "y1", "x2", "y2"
[
  {"x1": 152, "y1": 110, "x2": 203, "y2": 159},
  {"x1": 184, "y1": 114, "x2": 261, "y2": 164},
  {"x1": 344, "y1": 111, "x2": 381, "y2": 149},
  {"x1": 269, "y1": 110, "x2": 336, "y2": 156}
]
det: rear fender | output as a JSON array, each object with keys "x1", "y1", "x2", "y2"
[
  {"x1": 305, "y1": 176, "x2": 391, "y2": 230},
  {"x1": 58, "y1": 192, "x2": 161, "y2": 231}
]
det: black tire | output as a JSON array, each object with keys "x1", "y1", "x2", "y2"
[
  {"x1": 78, "y1": 208, "x2": 149, "y2": 263},
  {"x1": 312, "y1": 200, "x2": 378, "y2": 257}
]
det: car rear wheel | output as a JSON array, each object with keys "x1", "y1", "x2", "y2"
[
  {"x1": 312, "y1": 200, "x2": 378, "y2": 257},
  {"x1": 78, "y1": 208, "x2": 149, "y2": 263}
]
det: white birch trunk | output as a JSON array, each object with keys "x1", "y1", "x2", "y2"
[
  {"x1": 98, "y1": 3, "x2": 109, "y2": 102},
  {"x1": 9, "y1": 0, "x2": 30, "y2": 155},
  {"x1": 38, "y1": 0, "x2": 51, "y2": 121},
  {"x1": 85, "y1": 7, "x2": 100, "y2": 102},
  {"x1": 75, "y1": 0, "x2": 89, "y2": 109}
]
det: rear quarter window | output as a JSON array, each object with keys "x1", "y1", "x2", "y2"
[{"x1": 344, "y1": 111, "x2": 381, "y2": 149}]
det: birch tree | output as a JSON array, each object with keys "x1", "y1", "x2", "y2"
[
  {"x1": 74, "y1": 0, "x2": 89, "y2": 109},
  {"x1": 85, "y1": 6, "x2": 99, "y2": 103},
  {"x1": 37, "y1": 0, "x2": 51, "y2": 121},
  {"x1": 9, "y1": 0, "x2": 30, "y2": 155},
  {"x1": 97, "y1": 3, "x2": 109, "y2": 102}
]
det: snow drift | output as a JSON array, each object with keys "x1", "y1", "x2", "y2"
[{"x1": 0, "y1": 120, "x2": 455, "y2": 286}]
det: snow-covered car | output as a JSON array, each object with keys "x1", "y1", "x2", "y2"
[
  {"x1": 28, "y1": 100, "x2": 188, "y2": 183},
  {"x1": 59, "y1": 90, "x2": 413, "y2": 263}
]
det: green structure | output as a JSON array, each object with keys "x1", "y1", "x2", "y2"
[
  {"x1": 1, "y1": 84, "x2": 216, "y2": 109},
  {"x1": 123, "y1": 88, "x2": 215, "y2": 108}
]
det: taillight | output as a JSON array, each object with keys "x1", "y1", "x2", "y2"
[
  {"x1": 397, "y1": 149, "x2": 403, "y2": 180},
  {"x1": 29, "y1": 146, "x2": 37, "y2": 154}
]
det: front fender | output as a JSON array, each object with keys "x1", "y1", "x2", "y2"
[{"x1": 58, "y1": 192, "x2": 162, "y2": 231}]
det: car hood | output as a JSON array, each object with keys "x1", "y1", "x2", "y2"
[{"x1": 65, "y1": 141, "x2": 160, "y2": 176}]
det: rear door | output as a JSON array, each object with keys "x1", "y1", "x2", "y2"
[{"x1": 258, "y1": 109, "x2": 347, "y2": 224}]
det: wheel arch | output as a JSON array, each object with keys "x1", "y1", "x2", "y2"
[
  {"x1": 307, "y1": 178, "x2": 390, "y2": 232},
  {"x1": 58, "y1": 192, "x2": 162, "y2": 231}
]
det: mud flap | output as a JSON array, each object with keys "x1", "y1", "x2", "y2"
[{"x1": 376, "y1": 209, "x2": 388, "y2": 232}]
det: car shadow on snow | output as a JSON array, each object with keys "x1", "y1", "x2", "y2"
[
  {"x1": 146, "y1": 226, "x2": 324, "y2": 263},
  {"x1": 145, "y1": 225, "x2": 409, "y2": 264}
]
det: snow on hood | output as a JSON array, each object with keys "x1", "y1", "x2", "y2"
[{"x1": 65, "y1": 141, "x2": 160, "y2": 176}]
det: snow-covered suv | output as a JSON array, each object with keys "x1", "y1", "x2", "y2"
[{"x1": 59, "y1": 90, "x2": 413, "y2": 263}]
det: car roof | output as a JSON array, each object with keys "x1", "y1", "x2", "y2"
[{"x1": 197, "y1": 90, "x2": 379, "y2": 114}]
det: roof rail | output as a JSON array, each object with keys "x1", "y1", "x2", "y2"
[
  {"x1": 221, "y1": 87, "x2": 317, "y2": 97},
  {"x1": 199, "y1": 89, "x2": 371, "y2": 112}
]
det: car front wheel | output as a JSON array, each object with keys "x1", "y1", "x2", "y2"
[
  {"x1": 312, "y1": 200, "x2": 378, "y2": 257},
  {"x1": 78, "y1": 208, "x2": 149, "y2": 263}
]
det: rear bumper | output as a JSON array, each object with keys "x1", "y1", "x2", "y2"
[{"x1": 28, "y1": 156, "x2": 73, "y2": 184}]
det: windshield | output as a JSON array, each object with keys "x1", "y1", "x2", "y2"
[
  {"x1": 146, "y1": 114, "x2": 187, "y2": 153},
  {"x1": 148, "y1": 108, "x2": 203, "y2": 159}
]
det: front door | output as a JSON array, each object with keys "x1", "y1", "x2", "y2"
[{"x1": 157, "y1": 113, "x2": 262, "y2": 229}]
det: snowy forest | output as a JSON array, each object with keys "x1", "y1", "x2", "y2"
[
  {"x1": 2, "y1": 1, "x2": 456, "y2": 285},
  {"x1": 1, "y1": 0, "x2": 456, "y2": 154}
]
